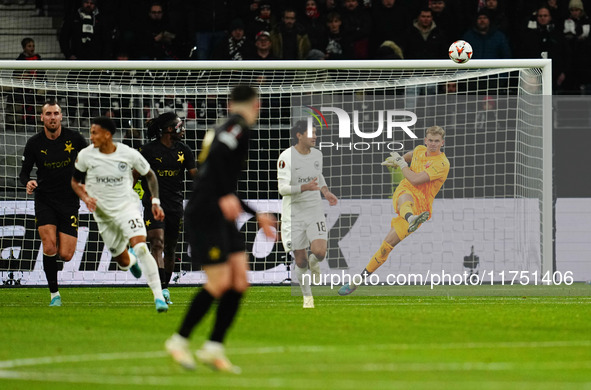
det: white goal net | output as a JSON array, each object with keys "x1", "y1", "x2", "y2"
[{"x1": 0, "y1": 60, "x2": 552, "y2": 286}]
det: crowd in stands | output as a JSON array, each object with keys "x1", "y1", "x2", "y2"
[{"x1": 51, "y1": 0, "x2": 591, "y2": 93}]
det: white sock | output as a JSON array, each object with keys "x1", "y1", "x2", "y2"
[
  {"x1": 133, "y1": 242, "x2": 164, "y2": 301},
  {"x1": 118, "y1": 249, "x2": 137, "y2": 271},
  {"x1": 293, "y1": 264, "x2": 312, "y2": 297},
  {"x1": 50, "y1": 291, "x2": 60, "y2": 299}
]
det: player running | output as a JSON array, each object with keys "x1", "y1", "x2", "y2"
[
  {"x1": 71, "y1": 117, "x2": 168, "y2": 312},
  {"x1": 139, "y1": 112, "x2": 197, "y2": 305},
  {"x1": 19, "y1": 100, "x2": 87, "y2": 306},
  {"x1": 338, "y1": 126, "x2": 450, "y2": 296},
  {"x1": 278, "y1": 121, "x2": 338, "y2": 308}
]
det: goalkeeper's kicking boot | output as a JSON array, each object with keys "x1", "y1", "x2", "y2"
[
  {"x1": 162, "y1": 288, "x2": 173, "y2": 305},
  {"x1": 196, "y1": 341, "x2": 241, "y2": 374},
  {"x1": 303, "y1": 295, "x2": 315, "y2": 308},
  {"x1": 128, "y1": 248, "x2": 142, "y2": 279},
  {"x1": 407, "y1": 211, "x2": 430, "y2": 233},
  {"x1": 155, "y1": 298, "x2": 169, "y2": 313},
  {"x1": 49, "y1": 295, "x2": 62, "y2": 307},
  {"x1": 338, "y1": 282, "x2": 358, "y2": 296},
  {"x1": 165, "y1": 333, "x2": 196, "y2": 371}
]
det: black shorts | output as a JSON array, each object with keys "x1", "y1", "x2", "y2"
[
  {"x1": 144, "y1": 202, "x2": 183, "y2": 239},
  {"x1": 35, "y1": 194, "x2": 79, "y2": 237},
  {"x1": 185, "y1": 203, "x2": 244, "y2": 266}
]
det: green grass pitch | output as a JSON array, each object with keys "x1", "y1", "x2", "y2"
[{"x1": 1, "y1": 286, "x2": 590, "y2": 390}]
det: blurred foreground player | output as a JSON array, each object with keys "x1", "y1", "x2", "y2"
[
  {"x1": 71, "y1": 117, "x2": 168, "y2": 312},
  {"x1": 165, "y1": 86, "x2": 276, "y2": 372},
  {"x1": 339, "y1": 126, "x2": 450, "y2": 295},
  {"x1": 19, "y1": 100, "x2": 87, "y2": 306}
]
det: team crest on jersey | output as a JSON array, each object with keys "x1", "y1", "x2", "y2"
[
  {"x1": 278, "y1": 160, "x2": 286, "y2": 169},
  {"x1": 177, "y1": 151, "x2": 185, "y2": 164},
  {"x1": 314, "y1": 161, "x2": 320, "y2": 170},
  {"x1": 118, "y1": 162, "x2": 128, "y2": 171},
  {"x1": 425, "y1": 161, "x2": 432, "y2": 169},
  {"x1": 64, "y1": 141, "x2": 74, "y2": 153}
]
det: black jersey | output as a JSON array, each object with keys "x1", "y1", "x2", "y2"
[
  {"x1": 188, "y1": 114, "x2": 254, "y2": 213},
  {"x1": 139, "y1": 139, "x2": 196, "y2": 210},
  {"x1": 19, "y1": 127, "x2": 88, "y2": 201}
]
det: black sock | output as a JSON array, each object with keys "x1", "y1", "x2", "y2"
[
  {"x1": 159, "y1": 268, "x2": 167, "y2": 290},
  {"x1": 404, "y1": 212, "x2": 412, "y2": 222},
  {"x1": 165, "y1": 270, "x2": 173, "y2": 287},
  {"x1": 43, "y1": 254, "x2": 59, "y2": 293},
  {"x1": 178, "y1": 288, "x2": 215, "y2": 338},
  {"x1": 210, "y1": 290, "x2": 243, "y2": 343}
]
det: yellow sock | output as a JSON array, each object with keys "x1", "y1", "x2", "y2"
[
  {"x1": 400, "y1": 201, "x2": 414, "y2": 221},
  {"x1": 365, "y1": 241, "x2": 394, "y2": 273}
]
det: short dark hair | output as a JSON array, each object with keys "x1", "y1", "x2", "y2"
[
  {"x1": 92, "y1": 116, "x2": 117, "y2": 134},
  {"x1": 230, "y1": 85, "x2": 258, "y2": 103},
  {"x1": 42, "y1": 99, "x2": 61, "y2": 110},
  {"x1": 21, "y1": 37, "x2": 34, "y2": 49},
  {"x1": 292, "y1": 120, "x2": 308, "y2": 142}
]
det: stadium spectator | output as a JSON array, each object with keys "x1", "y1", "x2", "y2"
[
  {"x1": 370, "y1": 0, "x2": 410, "y2": 57},
  {"x1": 192, "y1": 0, "x2": 231, "y2": 60},
  {"x1": 134, "y1": 2, "x2": 179, "y2": 60},
  {"x1": 375, "y1": 39, "x2": 404, "y2": 59},
  {"x1": 277, "y1": 121, "x2": 338, "y2": 308},
  {"x1": 562, "y1": 0, "x2": 591, "y2": 93},
  {"x1": 301, "y1": 0, "x2": 326, "y2": 50},
  {"x1": 462, "y1": 10, "x2": 512, "y2": 58},
  {"x1": 59, "y1": 0, "x2": 113, "y2": 60},
  {"x1": 139, "y1": 113, "x2": 197, "y2": 306},
  {"x1": 247, "y1": 1, "x2": 275, "y2": 40},
  {"x1": 270, "y1": 8, "x2": 311, "y2": 59},
  {"x1": 320, "y1": 11, "x2": 351, "y2": 59},
  {"x1": 429, "y1": 0, "x2": 465, "y2": 41},
  {"x1": 211, "y1": 19, "x2": 255, "y2": 60},
  {"x1": 248, "y1": 30, "x2": 279, "y2": 60},
  {"x1": 165, "y1": 86, "x2": 275, "y2": 372},
  {"x1": 520, "y1": 5, "x2": 570, "y2": 92},
  {"x1": 339, "y1": 126, "x2": 450, "y2": 296},
  {"x1": 17, "y1": 37, "x2": 41, "y2": 61},
  {"x1": 403, "y1": 8, "x2": 449, "y2": 59},
  {"x1": 19, "y1": 100, "x2": 88, "y2": 306},
  {"x1": 5, "y1": 37, "x2": 44, "y2": 131},
  {"x1": 484, "y1": 0, "x2": 510, "y2": 35},
  {"x1": 71, "y1": 116, "x2": 168, "y2": 313},
  {"x1": 340, "y1": 0, "x2": 372, "y2": 59},
  {"x1": 545, "y1": 0, "x2": 569, "y2": 31}
]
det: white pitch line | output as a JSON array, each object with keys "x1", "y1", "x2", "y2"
[{"x1": 1, "y1": 340, "x2": 590, "y2": 369}]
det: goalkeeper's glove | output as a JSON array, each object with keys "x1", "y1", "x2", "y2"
[{"x1": 381, "y1": 152, "x2": 408, "y2": 169}]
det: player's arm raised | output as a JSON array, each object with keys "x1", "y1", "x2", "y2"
[{"x1": 143, "y1": 169, "x2": 165, "y2": 221}]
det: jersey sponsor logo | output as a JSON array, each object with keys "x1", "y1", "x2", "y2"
[
  {"x1": 40, "y1": 149, "x2": 47, "y2": 155},
  {"x1": 278, "y1": 160, "x2": 286, "y2": 169},
  {"x1": 157, "y1": 169, "x2": 180, "y2": 177},
  {"x1": 64, "y1": 141, "x2": 75, "y2": 154},
  {"x1": 155, "y1": 157, "x2": 162, "y2": 163},
  {"x1": 95, "y1": 176, "x2": 124, "y2": 184},
  {"x1": 118, "y1": 162, "x2": 128, "y2": 171},
  {"x1": 297, "y1": 176, "x2": 316, "y2": 184},
  {"x1": 43, "y1": 157, "x2": 72, "y2": 169}
]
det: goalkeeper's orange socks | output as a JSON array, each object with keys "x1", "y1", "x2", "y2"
[
  {"x1": 400, "y1": 201, "x2": 414, "y2": 222},
  {"x1": 365, "y1": 240, "x2": 394, "y2": 273}
]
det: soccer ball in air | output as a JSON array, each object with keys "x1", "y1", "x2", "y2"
[{"x1": 448, "y1": 40, "x2": 473, "y2": 64}]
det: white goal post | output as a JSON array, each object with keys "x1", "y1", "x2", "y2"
[{"x1": 0, "y1": 59, "x2": 552, "y2": 286}]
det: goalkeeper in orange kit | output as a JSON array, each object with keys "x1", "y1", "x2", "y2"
[{"x1": 338, "y1": 126, "x2": 450, "y2": 296}]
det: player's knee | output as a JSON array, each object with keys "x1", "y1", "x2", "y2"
[
  {"x1": 150, "y1": 237, "x2": 164, "y2": 253},
  {"x1": 312, "y1": 248, "x2": 326, "y2": 261},
  {"x1": 59, "y1": 250, "x2": 74, "y2": 262},
  {"x1": 133, "y1": 242, "x2": 150, "y2": 258}
]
